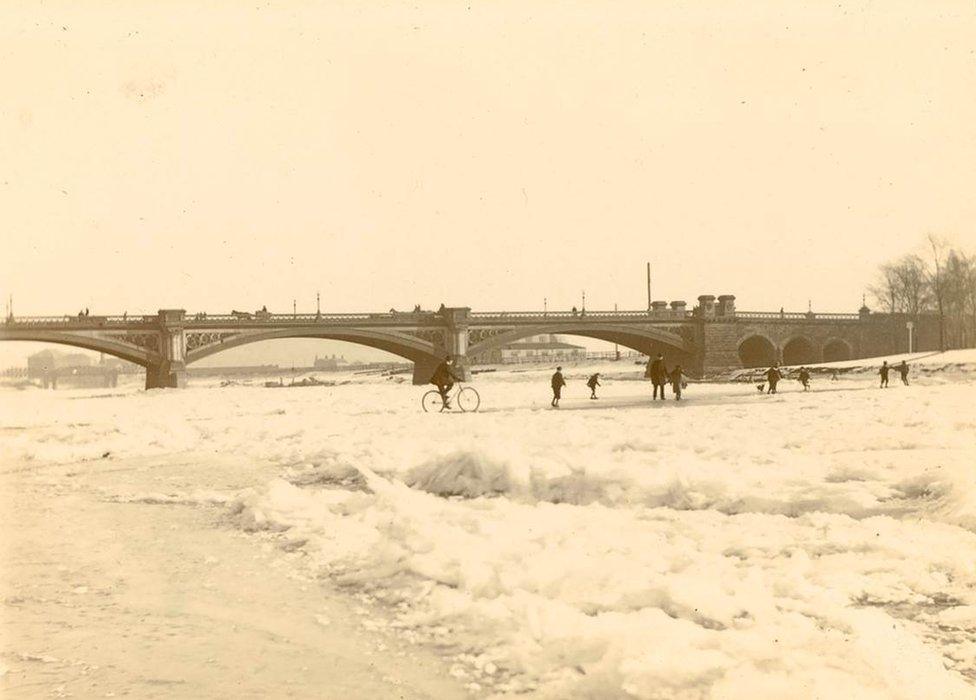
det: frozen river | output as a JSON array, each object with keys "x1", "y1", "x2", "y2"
[{"x1": 2, "y1": 359, "x2": 975, "y2": 698}]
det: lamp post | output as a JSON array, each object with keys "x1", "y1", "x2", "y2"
[
  {"x1": 906, "y1": 320, "x2": 914, "y2": 354},
  {"x1": 614, "y1": 303, "x2": 619, "y2": 360},
  {"x1": 646, "y1": 262, "x2": 651, "y2": 312}
]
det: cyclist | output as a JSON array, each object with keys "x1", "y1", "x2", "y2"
[{"x1": 430, "y1": 357, "x2": 461, "y2": 409}]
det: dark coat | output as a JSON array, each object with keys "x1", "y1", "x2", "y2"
[
  {"x1": 551, "y1": 371, "x2": 566, "y2": 389},
  {"x1": 649, "y1": 358, "x2": 667, "y2": 382},
  {"x1": 766, "y1": 367, "x2": 781, "y2": 383},
  {"x1": 431, "y1": 362, "x2": 457, "y2": 385}
]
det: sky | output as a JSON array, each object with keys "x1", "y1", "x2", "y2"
[{"x1": 1, "y1": 1, "x2": 974, "y2": 366}]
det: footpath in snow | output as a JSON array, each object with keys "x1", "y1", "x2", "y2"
[{"x1": 0, "y1": 445, "x2": 466, "y2": 698}]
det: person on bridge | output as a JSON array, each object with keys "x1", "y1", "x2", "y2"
[
  {"x1": 587, "y1": 373, "x2": 601, "y2": 399},
  {"x1": 670, "y1": 365, "x2": 684, "y2": 401},
  {"x1": 798, "y1": 367, "x2": 811, "y2": 391},
  {"x1": 551, "y1": 367, "x2": 566, "y2": 407},
  {"x1": 430, "y1": 358, "x2": 461, "y2": 409},
  {"x1": 647, "y1": 353, "x2": 668, "y2": 400},
  {"x1": 879, "y1": 360, "x2": 890, "y2": 388},
  {"x1": 765, "y1": 365, "x2": 782, "y2": 394},
  {"x1": 897, "y1": 360, "x2": 909, "y2": 385}
]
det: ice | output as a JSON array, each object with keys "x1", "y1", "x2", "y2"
[{"x1": 3, "y1": 362, "x2": 975, "y2": 697}]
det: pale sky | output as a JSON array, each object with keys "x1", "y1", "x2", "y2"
[{"x1": 1, "y1": 1, "x2": 974, "y2": 365}]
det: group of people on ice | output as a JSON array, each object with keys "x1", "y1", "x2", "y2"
[
  {"x1": 434, "y1": 353, "x2": 914, "y2": 412},
  {"x1": 879, "y1": 360, "x2": 910, "y2": 387},
  {"x1": 760, "y1": 358, "x2": 910, "y2": 393},
  {"x1": 549, "y1": 352, "x2": 685, "y2": 407},
  {"x1": 551, "y1": 354, "x2": 914, "y2": 407},
  {"x1": 644, "y1": 353, "x2": 685, "y2": 401}
]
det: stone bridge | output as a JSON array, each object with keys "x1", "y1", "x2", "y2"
[{"x1": 0, "y1": 295, "x2": 938, "y2": 388}]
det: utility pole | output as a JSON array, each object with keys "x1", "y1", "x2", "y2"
[
  {"x1": 293, "y1": 299, "x2": 297, "y2": 316},
  {"x1": 543, "y1": 297, "x2": 547, "y2": 316},
  {"x1": 646, "y1": 262, "x2": 652, "y2": 312},
  {"x1": 316, "y1": 291, "x2": 321, "y2": 316},
  {"x1": 582, "y1": 290, "x2": 586, "y2": 314}
]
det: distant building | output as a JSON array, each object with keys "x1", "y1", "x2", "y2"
[
  {"x1": 27, "y1": 349, "x2": 92, "y2": 379},
  {"x1": 473, "y1": 334, "x2": 586, "y2": 365},
  {"x1": 313, "y1": 354, "x2": 349, "y2": 371},
  {"x1": 27, "y1": 350, "x2": 122, "y2": 389}
]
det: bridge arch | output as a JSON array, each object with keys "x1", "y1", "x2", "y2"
[
  {"x1": 738, "y1": 334, "x2": 776, "y2": 368},
  {"x1": 184, "y1": 327, "x2": 444, "y2": 367},
  {"x1": 782, "y1": 336, "x2": 818, "y2": 366},
  {"x1": 467, "y1": 323, "x2": 695, "y2": 364},
  {"x1": 0, "y1": 330, "x2": 159, "y2": 367},
  {"x1": 822, "y1": 338, "x2": 853, "y2": 363}
]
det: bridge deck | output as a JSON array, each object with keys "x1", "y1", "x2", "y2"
[{"x1": 2, "y1": 308, "x2": 862, "y2": 330}]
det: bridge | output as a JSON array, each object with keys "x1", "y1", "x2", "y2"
[{"x1": 0, "y1": 295, "x2": 936, "y2": 388}]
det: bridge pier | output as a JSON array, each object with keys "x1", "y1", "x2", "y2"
[
  {"x1": 145, "y1": 362, "x2": 187, "y2": 389},
  {"x1": 409, "y1": 307, "x2": 472, "y2": 384},
  {"x1": 145, "y1": 309, "x2": 187, "y2": 390}
]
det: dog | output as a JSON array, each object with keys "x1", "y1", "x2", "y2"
[{"x1": 756, "y1": 383, "x2": 765, "y2": 393}]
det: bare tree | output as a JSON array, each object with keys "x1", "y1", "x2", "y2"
[
  {"x1": 869, "y1": 262, "x2": 900, "y2": 313},
  {"x1": 927, "y1": 234, "x2": 948, "y2": 350},
  {"x1": 870, "y1": 236, "x2": 975, "y2": 351},
  {"x1": 965, "y1": 253, "x2": 976, "y2": 348},
  {"x1": 892, "y1": 254, "x2": 930, "y2": 317}
]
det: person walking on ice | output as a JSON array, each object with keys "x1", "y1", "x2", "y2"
[
  {"x1": 897, "y1": 360, "x2": 909, "y2": 385},
  {"x1": 586, "y1": 372, "x2": 601, "y2": 399},
  {"x1": 765, "y1": 365, "x2": 782, "y2": 394},
  {"x1": 670, "y1": 364, "x2": 684, "y2": 401},
  {"x1": 879, "y1": 360, "x2": 890, "y2": 388},
  {"x1": 551, "y1": 366, "x2": 566, "y2": 407},
  {"x1": 798, "y1": 367, "x2": 811, "y2": 391},
  {"x1": 647, "y1": 353, "x2": 668, "y2": 400}
]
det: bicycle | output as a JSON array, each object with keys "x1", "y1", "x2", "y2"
[{"x1": 422, "y1": 383, "x2": 481, "y2": 413}]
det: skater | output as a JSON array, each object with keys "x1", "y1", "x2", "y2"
[
  {"x1": 897, "y1": 360, "x2": 909, "y2": 386},
  {"x1": 670, "y1": 364, "x2": 683, "y2": 401},
  {"x1": 586, "y1": 372, "x2": 601, "y2": 399},
  {"x1": 551, "y1": 366, "x2": 566, "y2": 407},
  {"x1": 798, "y1": 366, "x2": 811, "y2": 391},
  {"x1": 430, "y1": 357, "x2": 460, "y2": 409},
  {"x1": 879, "y1": 360, "x2": 889, "y2": 388},
  {"x1": 647, "y1": 353, "x2": 668, "y2": 400},
  {"x1": 765, "y1": 365, "x2": 781, "y2": 394}
]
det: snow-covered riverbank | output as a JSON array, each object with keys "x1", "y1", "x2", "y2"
[{"x1": 3, "y1": 362, "x2": 975, "y2": 698}]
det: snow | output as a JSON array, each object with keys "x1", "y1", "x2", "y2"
[
  {"x1": 2, "y1": 361, "x2": 975, "y2": 698},
  {"x1": 798, "y1": 348, "x2": 976, "y2": 370}
]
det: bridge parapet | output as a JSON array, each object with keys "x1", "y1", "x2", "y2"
[
  {"x1": 469, "y1": 309, "x2": 696, "y2": 322},
  {"x1": 3, "y1": 315, "x2": 158, "y2": 328},
  {"x1": 735, "y1": 311, "x2": 860, "y2": 321}
]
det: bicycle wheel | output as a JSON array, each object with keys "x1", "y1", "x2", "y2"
[
  {"x1": 456, "y1": 386, "x2": 480, "y2": 412},
  {"x1": 422, "y1": 390, "x2": 446, "y2": 413}
]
